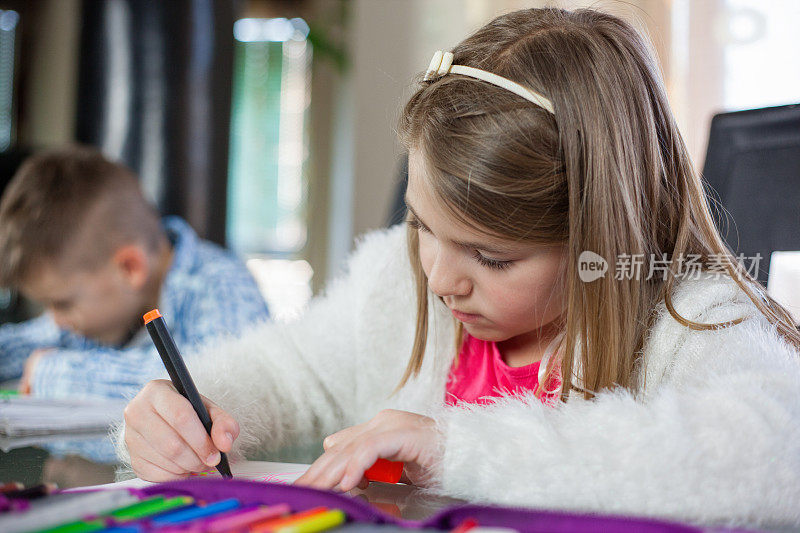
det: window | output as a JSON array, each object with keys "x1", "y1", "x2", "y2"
[
  {"x1": 228, "y1": 17, "x2": 313, "y2": 320},
  {"x1": 721, "y1": 0, "x2": 800, "y2": 110},
  {"x1": 228, "y1": 17, "x2": 311, "y2": 255},
  {"x1": 669, "y1": 0, "x2": 800, "y2": 163},
  {"x1": 0, "y1": 9, "x2": 19, "y2": 151}
]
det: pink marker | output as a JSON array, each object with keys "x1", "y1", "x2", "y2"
[{"x1": 201, "y1": 503, "x2": 291, "y2": 532}]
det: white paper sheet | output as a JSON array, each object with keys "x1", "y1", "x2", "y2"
[
  {"x1": 73, "y1": 461, "x2": 311, "y2": 491},
  {"x1": 190, "y1": 461, "x2": 310, "y2": 484}
]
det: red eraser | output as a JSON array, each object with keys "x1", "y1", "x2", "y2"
[{"x1": 364, "y1": 458, "x2": 404, "y2": 483}]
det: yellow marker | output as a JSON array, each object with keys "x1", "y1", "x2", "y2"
[{"x1": 275, "y1": 509, "x2": 346, "y2": 533}]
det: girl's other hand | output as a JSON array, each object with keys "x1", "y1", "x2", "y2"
[
  {"x1": 123, "y1": 379, "x2": 239, "y2": 481},
  {"x1": 294, "y1": 409, "x2": 443, "y2": 492}
]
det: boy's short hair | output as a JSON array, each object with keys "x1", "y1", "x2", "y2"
[{"x1": 0, "y1": 146, "x2": 164, "y2": 287}]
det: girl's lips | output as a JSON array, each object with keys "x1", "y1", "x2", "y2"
[{"x1": 450, "y1": 309, "x2": 482, "y2": 323}]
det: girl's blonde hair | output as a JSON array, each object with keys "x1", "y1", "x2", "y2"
[{"x1": 396, "y1": 7, "x2": 800, "y2": 401}]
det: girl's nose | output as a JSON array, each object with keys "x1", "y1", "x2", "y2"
[{"x1": 427, "y1": 252, "x2": 471, "y2": 298}]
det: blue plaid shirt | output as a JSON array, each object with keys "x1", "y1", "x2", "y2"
[{"x1": 0, "y1": 216, "x2": 270, "y2": 400}]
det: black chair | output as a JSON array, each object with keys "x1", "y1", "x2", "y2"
[{"x1": 701, "y1": 103, "x2": 800, "y2": 285}]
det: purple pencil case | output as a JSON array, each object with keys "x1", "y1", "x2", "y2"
[{"x1": 130, "y1": 478, "x2": 758, "y2": 533}]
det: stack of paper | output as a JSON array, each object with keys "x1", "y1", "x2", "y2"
[{"x1": 0, "y1": 396, "x2": 126, "y2": 437}]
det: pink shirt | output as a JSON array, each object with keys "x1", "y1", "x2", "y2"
[{"x1": 445, "y1": 334, "x2": 563, "y2": 407}]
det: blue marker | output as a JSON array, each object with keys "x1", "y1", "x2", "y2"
[{"x1": 149, "y1": 498, "x2": 241, "y2": 526}]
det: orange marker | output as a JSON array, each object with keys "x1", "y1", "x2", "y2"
[
  {"x1": 249, "y1": 506, "x2": 329, "y2": 532},
  {"x1": 364, "y1": 459, "x2": 403, "y2": 483}
]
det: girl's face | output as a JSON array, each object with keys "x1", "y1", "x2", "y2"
[{"x1": 406, "y1": 148, "x2": 567, "y2": 345}]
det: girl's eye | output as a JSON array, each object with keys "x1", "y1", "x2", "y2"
[
  {"x1": 409, "y1": 216, "x2": 512, "y2": 270},
  {"x1": 407, "y1": 217, "x2": 430, "y2": 233},
  {"x1": 473, "y1": 251, "x2": 512, "y2": 271}
]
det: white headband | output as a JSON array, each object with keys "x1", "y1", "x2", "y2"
[{"x1": 424, "y1": 50, "x2": 555, "y2": 115}]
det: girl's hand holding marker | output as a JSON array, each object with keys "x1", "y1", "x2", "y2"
[
  {"x1": 123, "y1": 378, "x2": 240, "y2": 482},
  {"x1": 125, "y1": 378, "x2": 422, "y2": 489},
  {"x1": 128, "y1": 309, "x2": 416, "y2": 488}
]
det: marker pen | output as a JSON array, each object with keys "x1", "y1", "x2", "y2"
[
  {"x1": 0, "y1": 489, "x2": 138, "y2": 533},
  {"x1": 249, "y1": 506, "x2": 329, "y2": 532},
  {"x1": 108, "y1": 495, "x2": 194, "y2": 522},
  {"x1": 143, "y1": 309, "x2": 232, "y2": 478},
  {"x1": 364, "y1": 459, "x2": 404, "y2": 484},
  {"x1": 38, "y1": 518, "x2": 106, "y2": 533},
  {"x1": 149, "y1": 498, "x2": 241, "y2": 526},
  {"x1": 201, "y1": 503, "x2": 290, "y2": 532},
  {"x1": 275, "y1": 509, "x2": 346, "y2": 533}
]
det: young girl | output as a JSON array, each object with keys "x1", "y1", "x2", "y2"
[{"x1": 119, "y1": 7, "x2": 800, "y2": 528}]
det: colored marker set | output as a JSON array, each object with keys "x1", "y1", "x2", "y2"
[
  {"x1": 2, "y1": 475, "x2": 742, "y2": 533},
  {"x1": 0, "y1": 484, "x2": 348, "y2": 533}
]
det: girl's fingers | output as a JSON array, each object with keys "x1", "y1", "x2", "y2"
[
  {"x1": 125, "y1": 380, "x2": 240, "y2": 477},
  {"x1": 303, "y1": 432, "x2": 413, "y2": 492},
  {"x1": 311, "y1": 455, "x2": 350, "y2": 491},
  {"x1": 300, "y1": 424, "x2": 369, "y2": 487},
  {"x1": 151, "y1": 390, "x2": 220, "y2": 468},
  {"x1": 301, "y1": 426, "x2": 401, "y2": 491},
  {"x1": 304, "y1": 437, "x2": 379, "y2": 492},
  {"x1": 339, "y1": 436, "x2": 391, "y2": 492},
  {"x1": 295, "y1": 446, "x2": 339, "y2": 487},
  {"x1": 298, "y1": 412, "x2": 439, "y2": 492},
  {"x1": 131, "y1": 455, "x2": 190, "y2": 483},
  {"x1": 206, "y1": 400, "x2": 240, "y2": 453},
  {"x1": 137, "y1": 405, "x2": 210, "y2": 473},
  {"x1": 322, "y1": 423, "x2": 365, "y2": 451},
  {"x1": 126, "y1": 427, "x2": 187, "y2": 477}
]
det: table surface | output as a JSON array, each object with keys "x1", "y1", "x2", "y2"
[
  {"x1": 0, "y1": 436, "x2": 463, "y2": 522},
  {"x1": 6, "y1": 436, "x2": 800, "y2": 531}
]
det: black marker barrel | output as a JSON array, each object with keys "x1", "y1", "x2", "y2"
[{"x1": 143, "y1": 309, "x2": 232, "y2": 478}]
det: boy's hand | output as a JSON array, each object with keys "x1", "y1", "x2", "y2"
[
  {"x1": 294, "y1": 409, "x2": 443, "y2": 492},
  {"x1": 123, "y1": 379, "x2": 240, "y2": 481},
  {"x1": 19, "y1": 348, "x2": 54, "y2": 394}
]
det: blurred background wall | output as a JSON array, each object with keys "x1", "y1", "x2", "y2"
[{"x1": 1, "y1": 0, "x2": 798, "y2": 318}]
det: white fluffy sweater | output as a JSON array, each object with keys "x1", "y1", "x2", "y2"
[{"x1": 120, "y1": 224, "x2": 800, "y2": 528}]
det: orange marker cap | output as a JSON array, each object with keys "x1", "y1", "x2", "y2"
[
  {"x1": 364, "y1": 459, "x2": 403, "y2": 484},
  {"x1": 143, "y1": 309, "x2": 162, "y2": 324}
]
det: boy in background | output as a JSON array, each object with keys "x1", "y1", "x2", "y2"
[{"x1": 0, "y1": 147, "x2": 269, "y2": 399}]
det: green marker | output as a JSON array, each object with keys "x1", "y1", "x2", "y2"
[
  {"x1": 0, "y1": 389, "x2": 19, "y2": 398},
  {"x1": 101, "y1": 496, "x2": 165, "y2": 518},
  {"x1": 36, "y1": 518, "x2": 106, "y2": 533},
  {"x1": 109, "y1": 495, "x2": 194, "y2": 521}
]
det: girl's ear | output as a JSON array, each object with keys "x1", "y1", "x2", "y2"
[{"x1": 112, "y1": 244, "x2": 149, "y2": 289}]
